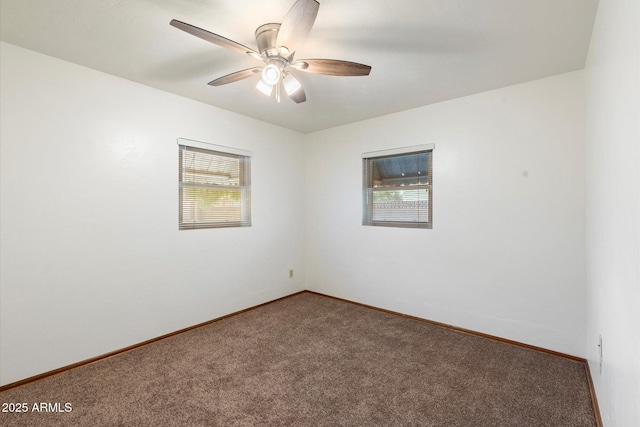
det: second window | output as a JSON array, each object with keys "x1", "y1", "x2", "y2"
[{"x1": 362, "y1": 146, "x2": 433, "y2": 229}]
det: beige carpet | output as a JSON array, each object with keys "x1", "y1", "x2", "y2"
[{"x1": 0, "y1": 292, "x2": 597, "y2": 426}]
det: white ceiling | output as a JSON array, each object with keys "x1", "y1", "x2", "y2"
[{"x1": 0, "y1": 0, "x2": 598, "y2": 133}]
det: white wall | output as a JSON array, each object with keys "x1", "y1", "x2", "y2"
[
  {"x1": 304, "y1": 71, "x2": 586, "y2": 357},
  {"x1": 0, "y1": 42, "x2": 306, "y2": 386},
  {"x1": 584, "y1": 0, "x2": 640, "y2": 425}
]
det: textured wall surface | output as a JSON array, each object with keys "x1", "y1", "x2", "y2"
[
  {"x1": 305, "y1": 71, "x2": 586, "y2": 357},
  {"x1": 0, "y1": 42, "x2": 306, "y2": 386},
  {"x1": 585, "y1": 0, "x2": 640, "y2": 425}
]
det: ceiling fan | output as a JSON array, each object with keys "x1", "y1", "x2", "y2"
[{"x1": 170, "y1": 0, "x2": 371, "y2": 104}]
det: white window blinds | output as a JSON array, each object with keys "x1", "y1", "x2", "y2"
[
  {"x1": 362, "y1": 146, "x2": 433, "y2": 229},
  {"x1": 178, "y1": 141, "x2": 251, "y2": 230}
]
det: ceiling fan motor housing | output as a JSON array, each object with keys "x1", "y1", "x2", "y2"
[{"x1": 255, "y1": 23, "x2": 291, "y2": 62}]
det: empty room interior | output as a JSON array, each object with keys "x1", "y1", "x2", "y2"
[{"x1": 0, "y1": 0, "x2": 638, "y2": 426}]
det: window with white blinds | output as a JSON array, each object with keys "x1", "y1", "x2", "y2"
[
  {"x1": 178, "y1": 140, "x2": 251, "y2": 230},
  {"x1": 362, "y1": 145, "x2": 433, "y2": 229}
]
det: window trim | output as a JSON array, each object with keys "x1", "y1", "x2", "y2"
[
  {"x1": 361, "y1": 144, "x2": 434, "y2": 160},
  {"x1": 178, "y1": 138, "x2": 252, "y2": 158},
  {"x1": 362, "y1": 144, "x2": 434, "y2": 229},
  {"x1": 177, "y1": 138, "x2": 252, "y2": 230}
]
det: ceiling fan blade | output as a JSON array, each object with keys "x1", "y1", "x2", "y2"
[
  {"x1": 208, "y1": 67, "x2": 262, "y2": 86},
  {"x1": 287, "y1": 84, "x2": 307, "y2": 104},
  {"x1": 291, "y1": 59, "x2": 371, "y2": 76},
  {"x1": 170, "y1": 19, "x2": 260, "y2": 57},
  {"x1": 276, "y1": 0, "x2": 319, "y2": 54}
]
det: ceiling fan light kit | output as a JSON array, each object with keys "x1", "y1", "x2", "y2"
[
  {"x1": 256, "y1": 78, "x2": 274, "y2": 96},
  {"x1": 261, "y1": 64, "x2": 281, "y2": 85},
  {"x1": 170, "y1": 0, "x2": 371, "y2": 104},
  {"x1": 283, "y1": 73, "x2": 302, "y2": 95}
]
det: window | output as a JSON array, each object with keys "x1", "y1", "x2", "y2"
[
  {"x1": 178, "y1": 138, "x2": 251, "y2": 230},
  {"x1": 362, "y1": 145, "x2": 433, "y2": 229}
]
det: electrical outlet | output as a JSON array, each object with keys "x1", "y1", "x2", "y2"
[
  {"x1": 598, "y1": 335, "x2": 603, "y2": 375},
  {"x1": 289, "y1": 269, "x2": 294, "y2": 279}
]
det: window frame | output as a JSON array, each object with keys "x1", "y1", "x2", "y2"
[
  {"x1": 178, "y1": 138, "x2": 252, "y2": 230},
  {"x1": 362, "y1": 144, "x2": 434, "y2": 229}
]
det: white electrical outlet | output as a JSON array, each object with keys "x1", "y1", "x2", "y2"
[
  {"x1": 598, "y1": 335, "x2": 603, "y2": 375},
  {"x1": 289, "y1": 269, "x2": 294, "y2": 279}
]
